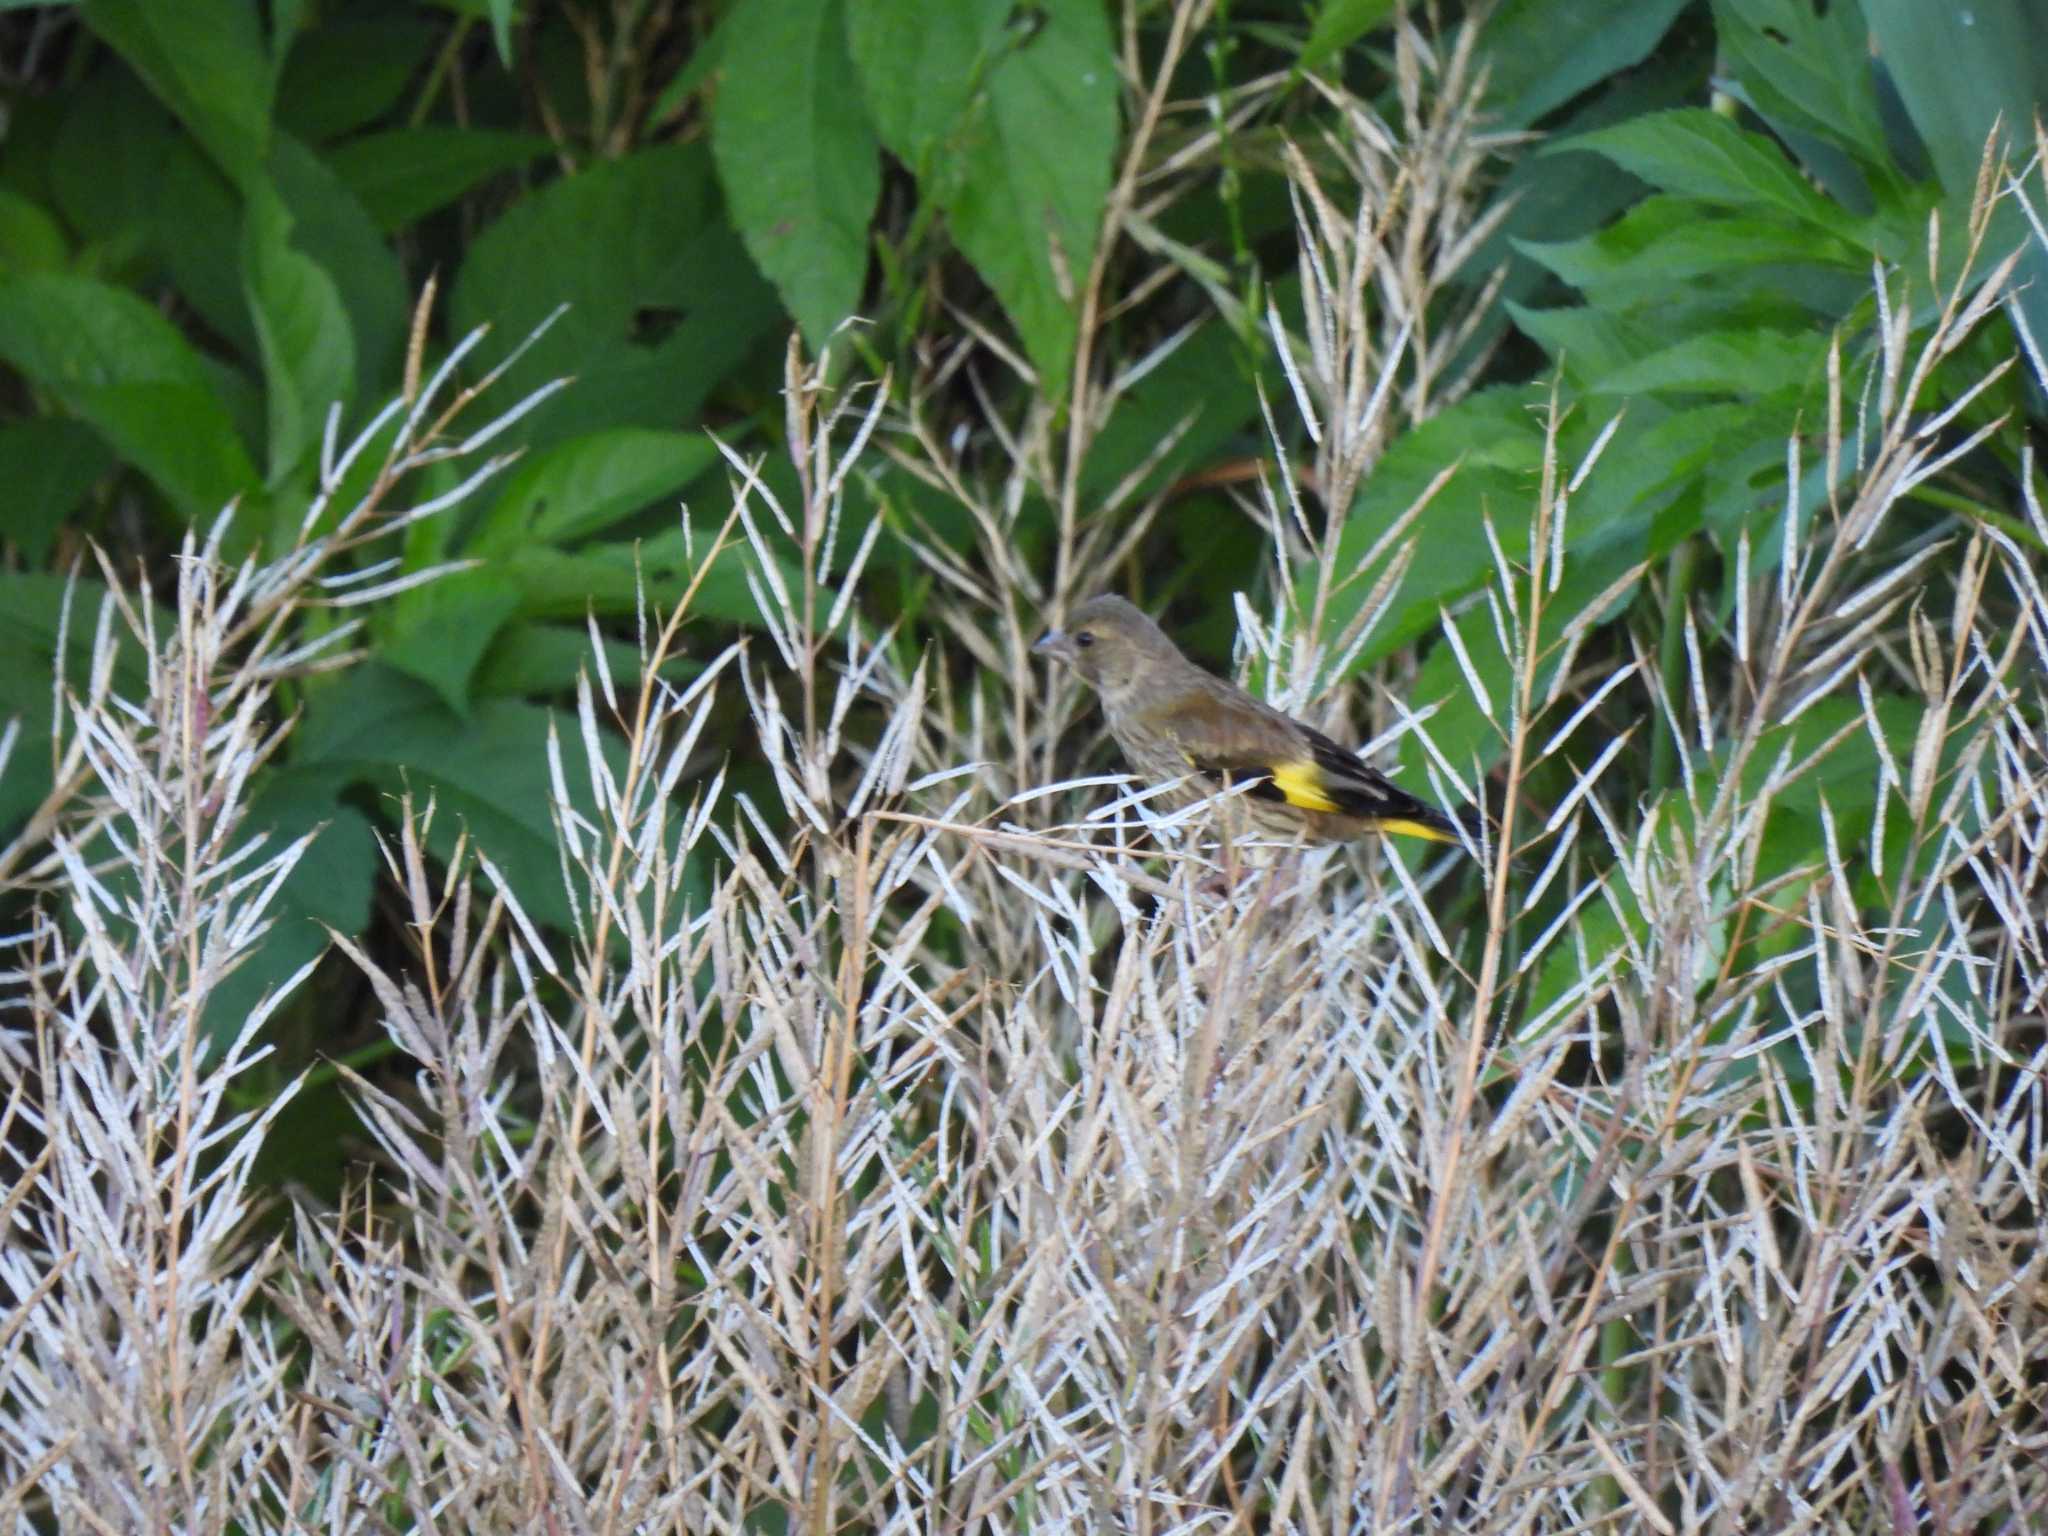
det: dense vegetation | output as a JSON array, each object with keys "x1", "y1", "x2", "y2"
[{"x1": 1, "y1": 1, "x2": 2044, "y2": 1530}]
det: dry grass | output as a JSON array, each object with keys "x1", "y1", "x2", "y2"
[{"x1": 4, "y1": 52, "x2": 2047, "y2": 1536}]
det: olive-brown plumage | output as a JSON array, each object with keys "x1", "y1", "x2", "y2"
[{"x1": 1034, "y1": 594, "x2": 1476, "y2": 846}]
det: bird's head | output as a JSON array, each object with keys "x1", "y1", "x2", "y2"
[{"x1": 1033, "y1": 594, "x2": 1181, "y2": 701}]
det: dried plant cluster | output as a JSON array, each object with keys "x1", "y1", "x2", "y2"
[{"x1": 5, "y1": 73, "x2": 2048, "y2": 1536}]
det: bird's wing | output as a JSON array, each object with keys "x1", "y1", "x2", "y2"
[
  {"x1": 1280, "y1": 722, "x2": 1461, "y2": 835},
  {"x1": 1141, "y1": 677, "x2": 1461, "y2": 839}
]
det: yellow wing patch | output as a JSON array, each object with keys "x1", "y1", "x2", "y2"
[
  {"x1": 1269, "y1": 762, "x2": 1341, "y2": 814},
  {"x1": 1374, "y1": 816, "x2": 1456, "y2": 844}
]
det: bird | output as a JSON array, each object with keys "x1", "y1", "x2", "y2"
[{"x1": 1033, "y1": 594, "x2": 1481, "y2": 849}]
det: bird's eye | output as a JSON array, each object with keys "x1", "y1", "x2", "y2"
[{"x1": 1075, "y1": 631, "x2": 1095, "y2": 648}]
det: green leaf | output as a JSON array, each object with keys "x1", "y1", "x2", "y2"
[
  {"x1": 48, "y1": 63, "x2": 179, "y2": 252},
  {"x1": 1518, "y1": 196, "x2": 1863, "y2": 305},
  {"x1": 1863, "y1": 0, "x2": 2040, "y2": 198},
  {"x1": 943, "y1": 0, "x2": 1118, "y2": 395},
  {"x1": 0, "y1": 272, "x2": 259, "y2": 522},
  {"x1": 500, "y1": 524, "x2": 785, "y2": 626},
  {"x1": 0, "y1": 188, "x2": 67, "y2": 273},
  {"x1": 470, "y1": 428, "x2": 720, "y2": 556},
  {"x1": 384, "y1": 568, "x2": 523, "y2": 713},
  {"x1": 80, "y1": 0, "x2": 273, "y2": 187},
  {"x1": 296, "y1": 665, "x2": 620, "y2": 932},
  {"x1": 1481, "y1": 0, "x2": 1691, "y2": 129},
  {"x1": 327, "y1": 127, "x2": 551, "y2": 232},
  {"x1": 1861, "y1": 0, "x2": 2048, "y2": 359},
  {"x1": 1402, "y1": 605, "x2": 1510, "y2": 798},
  {"x1": 198, "y1": 765, "x2": 376, "y2": 1053},
  {"x1": 473, "y1": 621, "x2": 656, "y2": 699},
  {"x1": 0, "y1": 574, "x2": 151, "y2": 830},
  {"x1": 846, "y1": 0, "x2": 1003, "y2": 170},
  {"x1": 449, "y1": 142, "x2": 781, "y2": 450},
  {"x1": 1300, "y1": 0, "x2": 1397, "y2": 73},
  {"x1": 1506, "y1": 302, "x2": 1661, "y2": 386},
  {"x1": 1315, "y1": 387, "x2": 1548, "y2": 670},
  {"x1": 1390, "y1": 402, "x2": 1735, "y2": 787},
  {"x1": 274, "y1": 5, "x2": 440, "y2": 144},
  {"x1": 0, "y1": 418, "x2": 114, "y2": 562},
  {"x1": 270, "y1": 134, "x2": 408, "y2": 406},
  {"x1": 1080, "y1": 320, "x2": 1267, "y2": 505},
  {"x1": 1600, "y1": 327, "x2": 1823, "y2": 397},
  {"x1": 149, "y1": 137, "x2": 260, "y2": 357},
  {"x1": 713, "y1": 0, "x2": 881, "y2": 345},
  {"x1": 1528, "y1": 878, "x2": 1641, "y2": 1035},
  {"x1": 243, "y1": 183, "x2": 355, "y2": 483},
  {"x1": 1711, "y1": 0, "x2": 1894, "y2": 175},
  {"x1": 1451, "y1": 53, "x2": 1708, "y2": 378},
  {"x1": 1567, "y1": 108, "x2": 1849, "y2": 231}
]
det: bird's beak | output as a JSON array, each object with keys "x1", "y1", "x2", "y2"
[{"x1": 1033, "y1": 628, "x2": 1075, "y2": 663}]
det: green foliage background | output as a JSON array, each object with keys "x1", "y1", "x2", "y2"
[{"x1": 0, "y1": 0, "x2": 2043, "y2": 1188}]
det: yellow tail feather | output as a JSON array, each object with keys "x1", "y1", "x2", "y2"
[{"x1": 1375, "y1": 816, "x2": 1457, "y2": 844}]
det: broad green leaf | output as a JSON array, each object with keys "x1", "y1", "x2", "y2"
[
  {"x1": 1862, "y1": 0, "x2": 2048, "y2": 361},
  {"x1": 0, "y1": 188, "x2": 67, "y2": 273},
  {"x1": 0, "y1": 272, "x2": 258, "y2": 521},
  {"x1": 270, "y1": 134, "x2": 407, "y2": 406},
  {"x1": 1481, "y1": 0, "x2": 1690, "y2": 129},
  {"x1": 327, "y1": 127, "x2": 551, "y2": 232},
  {"x1": 274, "y1": 6, "x2": 439, "y2": 144},
  {"x1": 0, "y1": 418, "x2": 113, "y2": 562},
  {"x1": 243, "y1": 183, "x2": 355, "y2": 483},
  {"x1": 943, "y1": 0, "x2": 1117, "y2": 395},
  {"x1": 1567, "y1": 109, "x2": 1849, "y2": 232},
  {"x1": 1863, "y1": 0, "x2": 2039, "y2": 199},
  {"x1": 449, "y1": 142, "x2": 781, "y2": 450},
  {"x1": 270, "y1": 0, "x2": 312, "y2": 51},
  {"x1": 1506, "y1": 302, "x2": 1662, "y2": 386},
  {"x1": 150, "y1": 136, "x2": 259, "y2": 357},
  {"x1": 1320, "y1": 389, "x2": 1763, "y2": 715},
  {"x1": 473, "y1": 621, "x2": 658, "y2": 699},
  {"x1": 1599, "y1": 328, "x2": 1823, "y2": 397},
  {"x1": 1528, "y1": 685, "x2": 1922, "y2": 1034},
  {"x1": 1080, "y1": 321, "x2": 1267, "y2": 507},
  {"x1": 1300, "y1": 0, "x2": 1398, "y2": 73},
  {"x1": 500, "y1": 524, "x2": 786, "y2": 627},
  {"x1": 847, "y1": 0, "x2": 1004, "y2": 171},
  {"x1": 1711, "y1": 0, "x2": 1894, "y2": 177},
  {"x1": 1540, "y1": 402, "x2": 1741, "y2": 599},
  {"x1": 471, "y1": 428, "x2": 720, "y2": 556},
  {"x1": 1401, "y1": 604, "x2": 1510, "y2": 798},
  {"x1": 1314, "y1": 387, "x2": 1548, "y2": 671},
  {"x1": 296, "y1": 665, "x2": 621, "y2": 932},
  {"x1": 62, "y1": 383, "x2": 264, "y2": 525},
  {"x1": 1390, "y1": 402, "x2": 1736, "y2": 785},
  {"x1": 1451, "y1": 52, "x2": 1706, "y2": 380},
  {"x1": 80, "y1": 0, "x2": 273, "y2": 187},
  {"x1": 712, "y1": 0, "x2": 880, "y2": 346},
  {"x1": 1518, "y1": 197, "x2": 1863, "y2": 305},
  {"x1": 49, "y1": 63, "x2": 179, "y2": 251},
  {"x1": 198, "y1": 765, "x2": 376, "y2": 1053},
  {"x1": 0, "y1": 574, "x2": 150, "y2": 829},
  {"x1": 384, "y1": 568, "x2": 523, "y2": 713}
]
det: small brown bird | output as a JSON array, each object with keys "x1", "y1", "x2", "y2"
[{"x1": 1034, "y1": 594, "x2": 1478, "y2": 847}]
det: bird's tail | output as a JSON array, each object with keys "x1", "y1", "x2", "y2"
[{"x1": 1379, "y1": 801, "x2": 1492, "y2": 852}]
